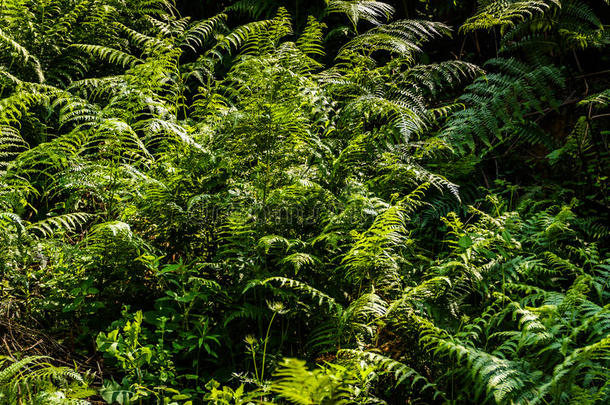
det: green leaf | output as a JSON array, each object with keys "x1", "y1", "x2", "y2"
[
  {"x1": 458, "y1": 235, "x2": 474, "y2": 249},
  {"x1": 100, "y1": 380, "x2": 133, "y2": 405}
]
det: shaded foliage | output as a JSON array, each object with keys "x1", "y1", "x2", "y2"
[{"x1": 0, "y1": 0, "x2": 608, "y2": 404}]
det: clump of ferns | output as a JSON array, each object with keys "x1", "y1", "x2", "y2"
[
  {"x1": 444, "y1": 0, "x2": 607, "y2": 158},
  {"x1": 0, "y1": 192, "x2": 93, "y2": 284},
  {"x1": 387, "y1": 287, "x2": 608, "y2": 404},
  {"x1": 340, "y1": 186, "x2": 430, "y2": 295},
  {"x1": 497, "y1": 0, "x2": 608, "y2": 59},
  {"x1": 0, "y1": 356, "x2": 94, "y2": 405},
  {"x1": 316, "y1": 20, "x2": 481, "y2": 203},
  {"x1": 441, "y1": 57, "x2": 565, "y2": 155},
  {"x1": 311, "y1": 180, "x2": 395, "y2": 260},
  {"x1": 63, "y1": 13, "x2": 231, "y2": 124},
  {"x1": 261, "y1": 179, "x2": 338, "y2": 238},
  {"x1": 262, "y1": 276, "x2": 388, "y2": 355},
  {"x1": 267, "y1": 350, "x2": 445, "y2": 405},
  {"x1": 461, "y1": 0, "x2": 561, "y2": 35},
  {"x1": 259, "y1": 187, "x2": 432, "y2": 353},
  {"x1": 265, "y1": 357, "x2": 372, "y2": 405},
  {"x1": 373, "y1": 196, "x2": 610, "y2": 403},
  {"x1": 0, "y1": 0, "x2": 194, "y2": 88},
  {"x1": 321, "y1": 19, "x2": 481, "y2": 129}
]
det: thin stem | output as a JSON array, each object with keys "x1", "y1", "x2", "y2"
[
  {"x1": 250, "y1": 342, "x2": 259, "y2": 382},
  {"x1": 260, "y1": 311, "x2": 277, "y2": 383}
]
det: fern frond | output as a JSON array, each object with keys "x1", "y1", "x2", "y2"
[
  {"x1": 0, "y1": 28, "x2": 45, "y2": 83},
  {"x1": 297, "y1": 17, "x2": 326, "y2": 57},
  {"x1": 180, "y1": 14, "x2": 227, "y2": 52},
  {"x1": 28, "y1": 212, "x2": 93, "y2": 238},
  {"x1": 72, "y1": 44, "x2": 142, "y2": 68},
  {"x1": 338, "y1": 349, "x2": 446, "y2": 399},
  {"x1": 271, "y1": 358, "x2": 352, "y2": 405},
  {"x1": 340, "y1": 20, "x2": 451, "y2": 58},
  {"x1": 461, "y1": 0, "x2": 560, "y2": 34},
  {"x1": 263, "y1": 277, "x2": 342, "y2": 312},
  {"x1": 327, "y1": 0, "x2": 395, "y2": 29}
]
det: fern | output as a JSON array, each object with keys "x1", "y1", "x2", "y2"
[
  {"x1": 461, "y1": 0, "x2": 560, "y2": 34},
  {"x1": 327, "y1": 0, "x2": 395, "y2": 29},
  {"x1": 0, "y1": 356, "x2": 93, "y2": 405},
  {"x1": 28, "y1": 212, "x2": 93, "y2": 238},
  {"x1": 0, "y1": 2, "x2": 608, "y2": 404},
  {"x1": 442, "y1": 58, "x2": 564, "y2": 154},
  {"x1": 263, "y1": 276, "x2": 340, "y2": 312},
  {"x1": 339, "y1": 20, "x2": 451, "y2": 58},
  {"x1": 270, "y1": 358, "x2": 352, "y2": 404},
  {"x1": 0, "y1": 27, "x2": 45, "y2": 83},
  {"x1": 72, "y1": 44, "x2": 143, "y2": 68},
  {"x1": 338, "y1": 349, "x2": 446, "y2": 400}
]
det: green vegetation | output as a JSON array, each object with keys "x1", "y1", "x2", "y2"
[{"x1": 0, "y1": 0, "x2": 609, "y2": 404}]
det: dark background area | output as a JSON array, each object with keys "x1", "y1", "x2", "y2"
[{"x1": 174, "y1": 0, "x2": 477, "y2": 25}]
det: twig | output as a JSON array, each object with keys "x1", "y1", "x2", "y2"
[
  {"x1": 22, "y1": 339, "x2": 43, "y2": 352},
  {"x1": 591, "y1": 113, "x2": 610, "y2": 120},
  {"x1": 575, "y1": 70, "x2": 610, "y2": 79}
]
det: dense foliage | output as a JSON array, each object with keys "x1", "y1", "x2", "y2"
[{"x1": 0, "y1": 0, "x2": 609, "y2": 404}]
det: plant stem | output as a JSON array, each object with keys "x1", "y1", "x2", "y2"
[
  {"x1": 260, "y1": 311, "x2": 277, "y2": 383},
  {"x1": 249, "y1": 341, "x2": 259, "y2": 382}
]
